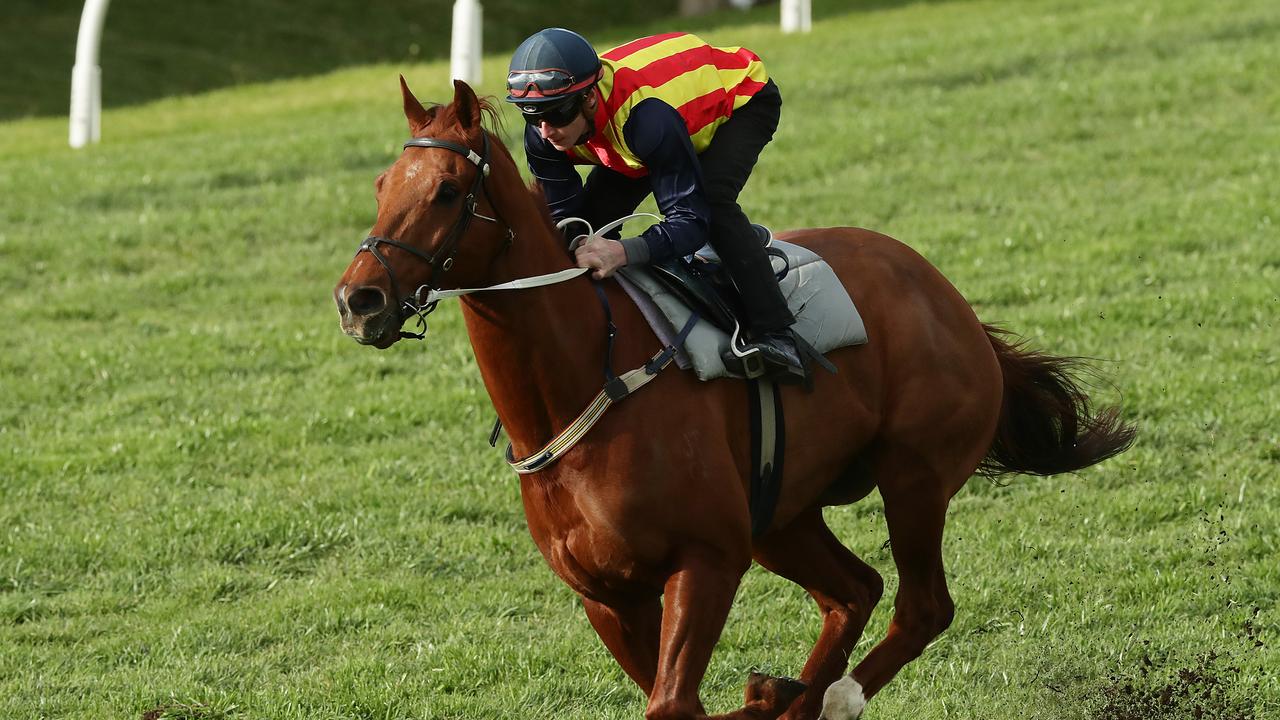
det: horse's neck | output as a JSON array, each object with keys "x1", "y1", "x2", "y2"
[{"x1": 459, "y1": 195, "x2": 607, "y2": 459}]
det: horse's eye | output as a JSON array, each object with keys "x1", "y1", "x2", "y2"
[{"x1": 436, "y1": 183, "x2": 460, "y2": 204}]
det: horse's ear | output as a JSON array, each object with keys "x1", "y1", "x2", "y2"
[
  {"x1": 400, "y1": 75, "x2": 436, "y2": 134},
  {"x1": 451, "y1": 79, "x2": 482, "y2": 130}
]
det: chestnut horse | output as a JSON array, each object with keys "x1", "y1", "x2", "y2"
[{"x1": 334, "y1": 80, "x2": 1134, "y2": 720}]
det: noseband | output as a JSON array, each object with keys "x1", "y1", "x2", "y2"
[{"x1": 355, "y1": 133, "x2": 513, "y2": 339}]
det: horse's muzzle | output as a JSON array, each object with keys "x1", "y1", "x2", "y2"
[{"x1": 335, "y1": 283, "x2": 400, "y2": 349}]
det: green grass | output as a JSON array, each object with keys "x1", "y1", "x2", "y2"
[
  {"x1": 2, "y1": 0, "x2": 1278, "y2": 718},
  {"x1": 0, "y1": 0, "x2": 679, "y2": 121}
]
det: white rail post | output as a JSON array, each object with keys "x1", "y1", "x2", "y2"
[
  {"x1": 781, "y1": 0, "x2": 812, "y2": 33},
  {"x1": 70, "y1": 0, "x2": 112, "y2": 148},
  {"x1": 450, "y1": 0, "x2": 483, "y2": 86}
]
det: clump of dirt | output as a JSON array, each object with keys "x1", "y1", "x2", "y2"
[
  {"x1": 1093, "y1": 648, "x2": 1257, "y2": 720},
  {"x1": 1034, "y1": 611, "x2": 1268, "y2": 720}
]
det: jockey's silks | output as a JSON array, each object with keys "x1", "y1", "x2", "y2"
[{"x1": 565, "y1": 32, "x2": 770, "y2": 177}]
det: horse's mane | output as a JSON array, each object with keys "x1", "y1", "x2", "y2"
[
  {"x1": 421, "y1": 95, "x2": 506, "y2": 138},
  {"x1": 476, "y1": 95, "x2": 506, "y2": 136},
  {"x1": 525, "y1": 182, "x2": 562, "y2": 239},
  {"x1": 473, "y1": 98, "x2": 562, "y2": 240}
]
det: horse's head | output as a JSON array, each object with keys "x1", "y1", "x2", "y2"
[{"x1": 334, "y1": 78, "x2": 512, "y2": 348}]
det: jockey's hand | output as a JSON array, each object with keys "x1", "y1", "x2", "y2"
[{"x1": 574, "y1": 236, "x2": 628, "y2": 280}]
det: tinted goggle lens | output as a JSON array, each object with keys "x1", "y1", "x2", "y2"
[{"x1": 521, "y1": 95, "x2": 584, "y2": 128}]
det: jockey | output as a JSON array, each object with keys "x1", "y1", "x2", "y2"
[{"x1": 505, "y1": 28, "x2": 804, "y2": 382}]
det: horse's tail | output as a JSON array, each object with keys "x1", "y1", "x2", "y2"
[{"x1": 978, "y1": 325, "x2": 1136, "y2": 478}]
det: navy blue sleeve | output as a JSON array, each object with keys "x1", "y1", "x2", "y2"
[
  {"x1": 621, "y1": 98, "x2": 711, "y2": 262},
  {"x1": 524, "y1": 124, "x2": 585, "y2": 221}
]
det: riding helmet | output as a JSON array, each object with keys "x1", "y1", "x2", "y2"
[{"x1": 505, "y1": 28, "x2": 601, "y2": 109}]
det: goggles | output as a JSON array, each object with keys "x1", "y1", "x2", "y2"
[
  {"x1": 507, "y1": 65, "x2": 601, "y2": 99},
  {"x1": 507, "y1": 68, "x2": 579, "y2": 99},
  {"x1": 520, "y1": 93, "x2": 587, "y2": 128}
]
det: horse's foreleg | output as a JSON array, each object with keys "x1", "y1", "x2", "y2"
[
  {"x1": 752, "y1": 508, "x2": 883, "y2": 720},
  {"x1": 830, "y1": 471, "x2": 955, "y2": 719},
  {"x1": 644, "y1": 547, "x2": 748, "y2": 720},
  {"x1": 582, "y1": 595, "x2": 663, "y2": 696}
]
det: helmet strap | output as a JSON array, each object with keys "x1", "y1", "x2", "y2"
[{"x1": 574, "y1": 87, "x2": 600, "y2": 145}]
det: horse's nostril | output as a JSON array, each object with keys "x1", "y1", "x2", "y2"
[{"x1": 348, "y1": 286, "x2": 388, "y2": 317}]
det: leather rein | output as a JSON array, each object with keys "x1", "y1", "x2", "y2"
[{"x1": 354, "y1": 134, "x2": 514, "y2": 339}]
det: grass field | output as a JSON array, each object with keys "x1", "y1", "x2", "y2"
[
  {"x1": 2, "y1": 0, "x2": 1278, "y2": 718},
  {"x1": 0, "y1": 0, "x2": 680, "y2": 121}
]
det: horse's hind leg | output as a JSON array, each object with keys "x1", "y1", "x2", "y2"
[
  {"x1": 752, "y1": 507, "x2": 884, "y2": 720},
  {"x1": 823, "y1": 457, "x2": 960, "y2": 719}
]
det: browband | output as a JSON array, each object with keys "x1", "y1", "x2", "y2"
[{"x1": 403, "y1": 137, "x2": 485, "y2": 170}]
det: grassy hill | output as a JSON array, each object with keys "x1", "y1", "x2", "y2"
[
  {"x1": 0, "y1": 0, "x2": 686, "y2": 120},
  {"x1": 1, "y1": 0, "x2": 1278, "y2": 719}
]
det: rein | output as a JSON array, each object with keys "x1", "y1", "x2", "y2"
[{"x1": 401, "y1": 214, "x2": 661, "y2": 308}]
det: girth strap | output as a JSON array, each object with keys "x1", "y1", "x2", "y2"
[{"x1": 748, "y1": 378, "x2": 785, "y2": 537}]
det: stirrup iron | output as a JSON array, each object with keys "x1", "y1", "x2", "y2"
[{"x1": 726, "y1": 321, "x2": 769, "y2": 379}]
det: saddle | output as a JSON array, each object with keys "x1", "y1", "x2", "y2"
[
  {"x1": 646, "y1": 225, "x2": 837, "y2": 382},
  {"x1": 646, "y1": 224, "x2": 778, "y2": 337}
]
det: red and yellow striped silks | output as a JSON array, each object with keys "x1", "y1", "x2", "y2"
[{"x1": 566, "y1": 32, "x2": 769, "y2": 178}]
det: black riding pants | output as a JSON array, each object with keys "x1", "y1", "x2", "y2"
[{"x1": 582, "y1": 80, "x2": 794, "y2": 333}]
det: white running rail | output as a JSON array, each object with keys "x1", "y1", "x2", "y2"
[{"x1": 70, "y1": 0, "x2": 112, "y2": 148}]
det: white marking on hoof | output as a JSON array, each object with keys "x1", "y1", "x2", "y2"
[{"x1": 821, "y1": 676, "x2": 866, "y2": 720}]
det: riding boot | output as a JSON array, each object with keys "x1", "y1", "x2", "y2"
[{"x1": 712, "y1": 218, "x2": 804, "y2": 383}]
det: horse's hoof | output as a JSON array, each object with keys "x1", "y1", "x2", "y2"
[
  {"x1": 745, "y1": 671, "x2": 808, "y2": 709},
  {"x1": 819, "y1": 676, "x2": 866, "y2": 720}
]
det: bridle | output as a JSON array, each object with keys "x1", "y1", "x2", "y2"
[
  {"x1": 354, "y1": 133, "x2": 514, "y2": 339},
  {"x1": 356, "y1": 140, "x2": 699, "y2": 472}
]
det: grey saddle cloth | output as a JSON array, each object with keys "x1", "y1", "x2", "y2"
[{"x1": 616, "y1": 239, "x2": 869, "y2": 381}]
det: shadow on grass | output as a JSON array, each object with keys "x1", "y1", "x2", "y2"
[{"x1": 1, "y1": 0, "x2": 965, "y2": 122}]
